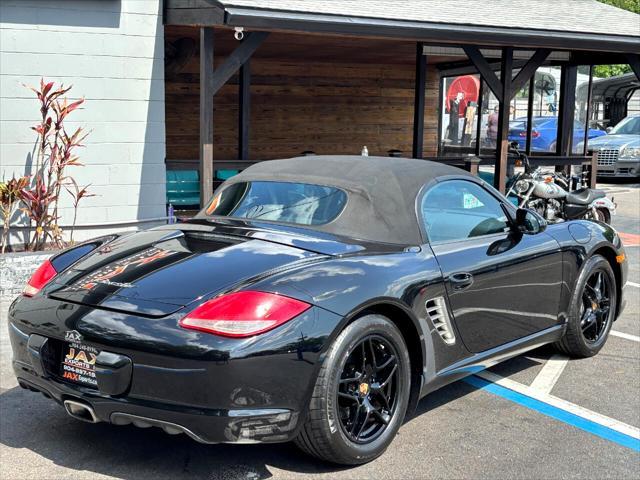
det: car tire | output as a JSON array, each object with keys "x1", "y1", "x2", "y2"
[
  {"x1": 295, "y1": 314, "x2": 411, "y2": 465},
  {"x1": 554, "y1": 255, "x2": 617, "y2": 358}
]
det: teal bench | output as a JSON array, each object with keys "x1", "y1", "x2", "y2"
[
  {"x1": 217, "y1": 169, "x2": 238, "y2": 181},
  {"x1": 477, "y1": 171, "x2": 519, "y2": 206},
  {"x1": 166, "y1": 169, "x2": 239, "y2": 206},
  {"x1": 478, "y1": 171, "x2": 495, "y2": 185}
]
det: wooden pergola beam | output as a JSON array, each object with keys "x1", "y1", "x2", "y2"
[
  {"x1": 199, "y1": 30, "x2": 268, "y2": 207},
  {"x1": 511, "y1": 49, "x2": 551, "y2": 94},
  {"x1": 626, "y1": 53, "x2": 640, "y2": 81},
  {"x1": 463, "y1": 45, "x2": 517, "y2": 192},
  {"x1": 462, "y1": 45, "x2": 503, "y2": 102},
  {"x1": 211, "y1": 31, "x2": 269, "y2": 96},
  {"x1": 412, "y1": 43, "x2": 427, "y2": 159}
]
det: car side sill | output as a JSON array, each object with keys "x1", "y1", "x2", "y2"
[{"x1": 420, "y1": 324, "x2": 565, "y2": 397}]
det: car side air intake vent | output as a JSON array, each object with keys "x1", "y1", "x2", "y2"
[{"x1": 425, "y1": 297, "x2": 455, "y2": 345}]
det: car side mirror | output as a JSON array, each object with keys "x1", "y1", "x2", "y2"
[
  {"x1": 515, "y1": 208, "x2": 547, "y2": 235},
  {"x1": 605, "y1": 126, "x2": 613, "y2": 134}
]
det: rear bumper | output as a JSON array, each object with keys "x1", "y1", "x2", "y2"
[
  {"x1": 8, "y1": 297, "x2": 343, "y2": 444},
  {"x1": 14, "y1": 372, "x2": 297, "y2": 444}
]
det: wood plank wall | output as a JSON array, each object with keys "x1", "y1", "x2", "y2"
[{"x1": 165, "y1": 31, "x2": 440, "y2": 166}]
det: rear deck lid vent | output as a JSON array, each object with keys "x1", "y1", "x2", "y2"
[{"x1": 425, "y1": 297, "x2": 456, "y2": 345}]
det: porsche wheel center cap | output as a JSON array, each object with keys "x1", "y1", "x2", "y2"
[
  {"x1": 358, "y1": 383, "x2": 370, "y2": 396},
  {"x1": 592, "y1": 301, "x2": 598, "y2": 310}
]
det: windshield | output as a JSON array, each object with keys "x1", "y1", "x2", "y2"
[
  {"x1": 203, "y1": 181, "x2": 347, "y2": 226},
  {"x1": 610, "y1": 116, "x2": 640, "y2": 136}
]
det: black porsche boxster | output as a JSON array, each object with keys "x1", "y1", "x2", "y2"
[{"x1": 9, "y1": 156, "x2": 627, "y2": 465}]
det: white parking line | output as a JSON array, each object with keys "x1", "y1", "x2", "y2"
[
  {"x1": 530, "y1": 354, "x2": 569, "y2": 394},
  {"x1": 626, "y1": 281, "x2": 640, "y2": 288},
  {"x1": 610, "y1": 330, "x2": 640, "y2": 342},
  {"x1": 476, "y1": 370, "x2": 640, "y2": 440}
]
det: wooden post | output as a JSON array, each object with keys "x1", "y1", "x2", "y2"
[
  {"x1": 582, "y1": 65, "x2": 594, "y2": 156},
  {"x1": 199, "y1": 27, "x2": 215, "y2": 207},
  {"x1": 474, "y1": 80, "x2": 484, "y2": 156},
  {"x1": 525, "y1": 75, "x2": 535, "y2": 156},
  {"x1": 465, "y1": 156, "x2": 481, "y2": 176},
  {"x1": 495, "y1": 47, "x2": 513, "y2": 193},
  {"x1": 590, "y1": 151, "x2": 598, "y2": 189},
  {"x1": 557, "y1": 65, "x2": 578, "y2": 157},
  {"x1": 238, "y1": 58, "x2": 251, "y2": 160},
  {"x1": 412, "y1": 43, "x2": 427, "y2": 159}
]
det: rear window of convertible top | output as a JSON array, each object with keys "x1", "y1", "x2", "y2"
[{"x1": 204, "y1": 181, "x2": 348, "y2": 226}]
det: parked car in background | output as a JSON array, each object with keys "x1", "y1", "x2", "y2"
[
  {"x1": 584, "y1": 115, "x2": 640, "y2": 178},
  {"x1": 508, "y1": 116, "x2": 606, "y2": 153}
]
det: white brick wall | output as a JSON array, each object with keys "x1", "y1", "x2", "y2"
[
  {"x1": 0, "y1": 251, "x2": 52, "y2": 298},
  {"x1": 0, "y1": 0, "x2": 167, "y2": 244}
]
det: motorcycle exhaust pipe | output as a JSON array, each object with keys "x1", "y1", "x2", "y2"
[{"x1": 63, "y1": 399, "x2": 99, "y2": 423}]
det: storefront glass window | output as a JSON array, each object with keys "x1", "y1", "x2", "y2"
[
  {"x1": 529, "y1": 66, "x2": 562, "y2": 154},
  {"x1": 439, "y1": 74, "x2": 480, "y2": 156},
  {"x1": 478, "y1": 84, "x2": 499, "y2": 155}
]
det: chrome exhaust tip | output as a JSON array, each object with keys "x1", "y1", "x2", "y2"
[{"x1": 63, "y1": 399, "x2": 98, "y2": 423}]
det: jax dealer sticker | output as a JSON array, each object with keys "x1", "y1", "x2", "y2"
[{"x1": 61, "y1": 342, "x2": 99, "y2": 387}]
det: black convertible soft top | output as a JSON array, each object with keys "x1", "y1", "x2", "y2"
[{"x1": 217, "y1": 155, "x2": 473, "y2": 245}]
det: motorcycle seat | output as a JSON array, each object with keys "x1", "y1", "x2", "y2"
[{"x1": 565, "y1": 188, "x2": 606, "y2": 205}]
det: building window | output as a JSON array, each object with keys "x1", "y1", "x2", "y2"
[{"x1": 439, "y1": 75, "x2": 480, "y2": 156}]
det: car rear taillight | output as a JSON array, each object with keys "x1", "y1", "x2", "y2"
[
  {"x1": 23, "y1": 259, "x2": 57, "y2": 297},
  {"x1": 519, "y1": 130, "x2": 540, "y2": 139},
  {"x1": 179, "y1": 291, "x2": 311, "y2": 338}
]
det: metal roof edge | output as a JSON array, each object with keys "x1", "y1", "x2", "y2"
[{"x1": 223, "y1": 7, "x2": 640, "y2": 54}]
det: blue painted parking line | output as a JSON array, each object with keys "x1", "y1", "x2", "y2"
[{"x1": 464, "y1": 375, "x2": 640, "y2": 452}]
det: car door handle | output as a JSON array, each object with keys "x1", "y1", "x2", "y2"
[{"x1": 450, "y1": 272, "x2": 474, "y2": 290}]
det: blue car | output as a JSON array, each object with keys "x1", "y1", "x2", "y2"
[{"x1": 508, "y1": 116, "x2": 606, "y2": 152}]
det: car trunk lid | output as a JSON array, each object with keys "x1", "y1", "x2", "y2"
[{"x1": 48, "y1": 227, "x2": 322, "y2": 317}]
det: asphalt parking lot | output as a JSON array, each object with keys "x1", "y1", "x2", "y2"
[{"x1": 0, "y1": 182, "x2": 638, "y2": 480}]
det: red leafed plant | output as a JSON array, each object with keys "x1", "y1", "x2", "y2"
[
  {"x1": 0, "y1": 175, "x2": 30, "y2": 253},
  {"x1": 65, "y1": 179, "x2": 95, "y2": 244},
  {"x1": 19, "y1": 79, "x2": 91, "y2": 251}
]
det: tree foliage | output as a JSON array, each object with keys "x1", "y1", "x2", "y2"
[
  {"x1": 593, "y1": 64, "x2": 631, "y2": 78},
  {"x1": 594, "y1": 1, "x2": 637, "y2": 77},
  {"x1": 597, "y1": 0, "x2": 640, "y2": 14}
]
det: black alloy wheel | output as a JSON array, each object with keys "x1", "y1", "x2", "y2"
[
  {"x1": 555, "y1": 254, "x2": 616, "y2": 358},
  {"x1": 337, "y1": 335, "x2": 400, "y2": 444},
  {"x1": 580, "y1": 270, "x2": 612, "y2": 344},
  {"x1": 295, "y1": 314, "x2": 411, "y2": 465}
]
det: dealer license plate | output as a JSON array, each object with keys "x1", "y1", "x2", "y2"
[{"x1": 60, "y1": 342, "x2": 99, "y2": 387}]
